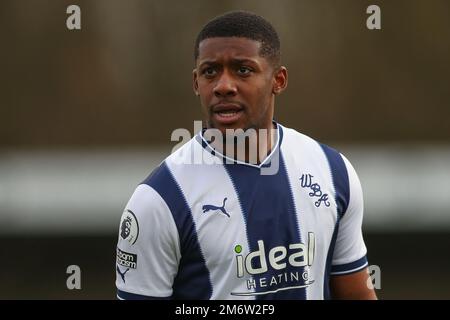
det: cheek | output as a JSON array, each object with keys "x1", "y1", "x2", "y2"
[
  {"x1": 253, "y1": 83, "x2": 273, "y2": 108},
  {"x1": 197, "y1": 84, "x2": 212, "y2": 104},
  {"x1": 200, "y1": 78, "x2": 215, "y2": 91},
  {"x1": 198, "y1": 91, "x2": 213, "y2": 115}
]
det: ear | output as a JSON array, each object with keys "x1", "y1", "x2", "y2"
[
  {"x1": 193, "y1": 69, "x2": 199, "y2": 96},
  {"x1": 272, "y1": 66, "x2": 288, "y2": 95}
]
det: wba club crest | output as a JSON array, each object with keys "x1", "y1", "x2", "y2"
[{"x1": 299, "y1": 173, "x2": 331, "y2": 208}]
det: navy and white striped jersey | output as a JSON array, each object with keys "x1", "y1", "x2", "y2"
[{"x1": 116, "y1": 123, "x2": 368, "y2": 300}]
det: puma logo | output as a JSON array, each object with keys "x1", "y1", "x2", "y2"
[
  {"x1": 116, "y1": 265, "x2": 130, "y2": 283},
  {"x1": 202, "y1": 198, "x2": 230, "y2": 218}
]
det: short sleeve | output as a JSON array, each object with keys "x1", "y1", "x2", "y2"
[
  {"x1": 115, "y1": 184, "x2": 180, "y2": 299},
  {"x1": 330, "y1": 155, "x2": 368, "y2": 275}
]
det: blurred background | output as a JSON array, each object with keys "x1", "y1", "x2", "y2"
[{"x1": 1, "y1": 0, "x2": 449, "y2": 299}]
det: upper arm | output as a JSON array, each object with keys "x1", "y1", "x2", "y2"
[{"x1": 115, "y1": 184, "x2": 180, "y2": 299}]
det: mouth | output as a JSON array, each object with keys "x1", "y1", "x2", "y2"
[{"x1": 211, "y1": 103, "x2": 244, "y2": 125}]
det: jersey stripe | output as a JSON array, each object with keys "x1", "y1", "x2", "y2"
[
  {"x1": 319, "y1": 144, "x2": 350, "y2": 217},
  {"x1": 322, "y1": 219, "x2": 340, "y2": 299},
  {"x1": 330, "y1": 255, "x2": 368, "y2": 275},
  {"x1": 143, "y1": 162, "x2": 213, "y2": 299},
  {"x1": 319, "y1": 143, "x2": 350, "y2": 299},
  {"x1": 224, "y1": 151, "x2": 307, "y2": 300},
  {"x1": 165, "y1": 139, "x2": 253, "y2": 299}
]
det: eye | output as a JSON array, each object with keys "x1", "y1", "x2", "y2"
[
  {"x1": 202, "y1": 67, "x2": 217, "y2": 77},
  {"x1": 237, "y1": 66, "x2": 252, "y2": 76}
]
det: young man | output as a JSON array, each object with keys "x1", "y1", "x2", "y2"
[{"x1": 115, "y1": 11, "x2": 377, "y2": 300}]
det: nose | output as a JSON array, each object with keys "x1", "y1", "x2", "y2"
[{"x1": 213, "y1": 70, "x2": 237, "y2": 98}]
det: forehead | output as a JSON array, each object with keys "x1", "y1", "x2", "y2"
[{"x1": 197, "y1": 37, "x2": 262, "y2": 63}]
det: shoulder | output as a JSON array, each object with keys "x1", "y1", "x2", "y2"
[
  {"x1": 279, "y1": 123, "x2": 352, "y2": 168},
  {"x1": 279, "y1": 123, "x2": 319, "y2": 148},
  {"x1": 280, "y1": 124, "x2": 339, "y2": 154},
  {"x1": 133, "y1": 135, "x2": 205, "y2": 225},
  {"x1": 122, "y1": 184, "x2": 172, "y2": 229},
  {"x1": 279, "y1": 123, "x2": 359, "y2": 216},
  {"x1": 141, "y1": 135, "x2": 200, "y2": 187},
  {"x1": 122, "y1": 140, "x2": 199, "y2": 231},
  {"x1": 279, "y1": 123, "x2": 348, "y2": 170}
]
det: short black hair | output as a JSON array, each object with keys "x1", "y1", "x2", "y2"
[{"x1": 194, "y1": 11, "x2": 281, "y2": 66}]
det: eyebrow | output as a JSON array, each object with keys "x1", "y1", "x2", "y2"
[{"x1": 198, "y1": 58, "x2": 259, "y2": 68}]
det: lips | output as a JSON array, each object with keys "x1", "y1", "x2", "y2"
[{"x1": 212, "y1": 103, "x2": 244, "y2": 125}]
